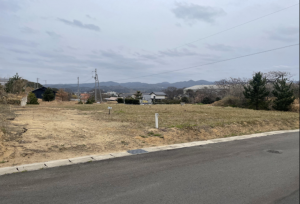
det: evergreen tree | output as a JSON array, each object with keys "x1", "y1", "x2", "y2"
[
  {"x1": 134, "y1": 91, "x2": 142, "y2": 100},
  {"x1": 5, "y1": 73, "x2": 21, "y2": 93},
  {"x1": 272, "y1": 77, "x2": 295, "y2": 111},
  {"x1": 243, "y1": 72, "x2": 270, "y2": 110},
  {"x1": 27, "y1": 92, "x2": 39, "y2": 104},
  {"x1": 42, "y1": 88, "x2": 55, "y2": 101}
]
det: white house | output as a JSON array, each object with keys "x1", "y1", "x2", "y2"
[
  {"x1": 150, "y1": 92, "x2": 166, "y2": 100},
  {"x1": 142, "y1": 92, "x2": 166, "y2": 101}
]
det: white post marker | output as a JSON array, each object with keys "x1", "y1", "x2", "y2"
[
  {"x1": 108, "y1": 107, "x2": 112, "y2": 115},
  {"x1": 155, "y1": 113, "x2": 159, "y2": 129}
]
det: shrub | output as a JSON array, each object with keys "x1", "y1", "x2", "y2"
[
  {"x1": 125, "y1": 98, "x2": 139, "y2": 104},
  {"x1": 42, "y1": 88, "x2": 55, "y2": 102},
  {"x1": 213, "y1": 96, "x2": 245, "y2": 107},
  {"x1": 85, "y1": 99, "x2": 94, "y2": 104},
  {"x1": 27, "y1": 92, "x2": 39, "y2": 104},
  {"x1": 77, "y1": 100, "x2": 83, "y2": 104},
  {"x1": 201, "y1": 97, "x2": 214, "y2": 104},
  {"x1": 215, "y1": 97, "x2": 221, "y2": 101},
  {"x1": 117, "y1": 98, "x2": 124, "y2": 103},
  {"x1": 181, "y1": 97, "x2": 189, "y2": 103}
]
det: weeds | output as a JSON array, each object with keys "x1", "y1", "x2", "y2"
[{"x1": 121, "y1": 141, "x2": 129, "y2": 145}]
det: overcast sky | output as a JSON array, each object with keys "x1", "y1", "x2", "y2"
[{"x1": 0, "y1": 0, "x2": 299, "y2": 84}]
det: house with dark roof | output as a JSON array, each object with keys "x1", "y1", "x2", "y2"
[
  {"x1": 142, "y1": 92, "x2": 166, "y2": 103},
  {"x1": 32, "y1": 87, "x2": 57, "y2": 99},
  {"x1": 150, "y1": 92, "x2": 166, "y2": 100}
]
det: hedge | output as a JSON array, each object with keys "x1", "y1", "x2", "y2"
[
  {"x1": 117, "y1": 98, "x2": 124, "y2": 103},
  {"x1": 125, "y1": 99, "x2": 140, "y2": 104}
]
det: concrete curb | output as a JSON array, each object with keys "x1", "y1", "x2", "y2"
[{"x1": 0, "y1": 129, "x2": 299, "y2": 176}]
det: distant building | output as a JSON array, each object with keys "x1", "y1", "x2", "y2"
[
  {"x1": 149, "y1": 92, "x2": 166, "y2": 100},
  {"x1": 104, "y1": 97, "x2": 118, "y2": 101},
  {"x1": 0, "y1": 78, "x2": 8, "y2": 86},
  {"x1": 118, "y1": 93, "x2": 134, "y2": 98},
  {"x1": 32, "y1": 87, "x2": 57, "y2": 99},
  {"x1": 106, "y1": 91, "x2": 118, "y2": 96},
  {"x1": 80, "y1": 93, "x2": 90, "y2": 102},
  {"x1": 183, "y1": 85, "x2": 222, "y2": 93},
  {"x1": 142, "y1": 92, "x2": 166, "y2": 102}
]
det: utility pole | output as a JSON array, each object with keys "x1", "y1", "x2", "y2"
[
  {"x1": 36, "y1": 78, "x2": 39, "y2": 89},
  {"x1": 44, "y1": 80, "x2": 47, "y2": 86},
  {"x1": 93, "y1": 69, "x2": 102, "y2": 103},
  {"x1": 77, "y1": 77, "x2": 80, "y2": 98}
]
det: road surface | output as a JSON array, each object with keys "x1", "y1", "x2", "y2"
[{"x1": 0, "y1": 132, "x2": 299, "y2": 204}]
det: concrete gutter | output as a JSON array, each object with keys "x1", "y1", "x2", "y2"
[{"x1": 0, "y1": 129, "x2": 299, "y2": 176}]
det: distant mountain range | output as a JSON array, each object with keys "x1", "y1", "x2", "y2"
[{"x1": 48, "y1": 80, "x2": 214, "y2": 93}]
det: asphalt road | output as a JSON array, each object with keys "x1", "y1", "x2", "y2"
[{"x1": 0, "y1": 132, "x2": 299, "y2": 204}]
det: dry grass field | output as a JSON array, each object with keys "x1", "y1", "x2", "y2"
[{"x1": 0, "y1": 101, "x2": 299, "y2": 167}]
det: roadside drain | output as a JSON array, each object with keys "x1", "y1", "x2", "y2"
[
  {"x1": 127, "y1": 149, "x2": 148, "y2": 155},
  {"x1": 266, "y1": 149, "x2": 283, "y2": 154}
]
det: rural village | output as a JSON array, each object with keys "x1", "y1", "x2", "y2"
[{"x1": 0, "y1": 1, "x2": 299, "y2": 203}]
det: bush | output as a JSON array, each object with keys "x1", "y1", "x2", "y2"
[
  {"x1": 85, "y1": 99, "x2": 94, "y2": 104},
  {"x1": 201, "y1": 97, "x2": 214, "y2": 104},
  {"x1": 125, "y1": 98, "x2": 139, "y2": 104},
  {"x1": 42, "y1": 88, "x2": 55, "y2": 102},
  {"x1": 117, "y1": 98, "x2": 124, "y2": 103},
  {"x1": 77, "y1": 100, "x2": 83, "y2": 104},
  {"x1": 213, "y1": 96, "x2": 245, "y2": 108},
  {"x1": 215, "y1": 97, "x2": 221, "y2": 101},
  {"x1": 27, "y1": 92, "x2": 39, "y2": 104},
  {"x1": 181, "y1": 97, "x2": 189, "y2": 103}
]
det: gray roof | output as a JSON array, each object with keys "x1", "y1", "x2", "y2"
[{"x1": 151, "y1": 92, "x2": 166, "y2": 96}]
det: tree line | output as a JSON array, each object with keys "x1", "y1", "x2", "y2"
[{"x1": 161, "y1": 71, "x2": 298, "y2": 111}]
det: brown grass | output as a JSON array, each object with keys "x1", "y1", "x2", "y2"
[
  {"x1": 0, "y1": 103, "x2": 298, "y2": 167},
  {"x1": 290, "y1": 98, "x2": 299, "y2": 112}
]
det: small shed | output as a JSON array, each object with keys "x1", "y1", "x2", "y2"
[{"x1": 32, "y1": 87, "x2": 57, "y2": 99}]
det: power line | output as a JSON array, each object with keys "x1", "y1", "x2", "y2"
[
  {"x1": 82, "y1": 76, "x2": 94, "y2": 83},
  {"x1": 115, "y1": 43, "x2": 299, "y2": 82},
  {"x1": 172, "y1": 3, "x2": 299, "y2": 49}
]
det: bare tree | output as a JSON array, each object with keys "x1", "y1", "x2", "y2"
[
  {"x1": 163, "y1": 87, "x2": 184, "y2": 99},
  {"x1": 263, "y1": 71, "x2": 293, "y2": 84},
  {"x1": 215, "y1": 77, "x2": 249, "y2": 100}
]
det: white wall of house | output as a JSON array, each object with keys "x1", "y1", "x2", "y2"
[
  {"x1": 150, "y1": 93, "x2": 165, "y2": 100},
  {"x1": 154, "y1": 95, "x2": 165, "y2": 99}
]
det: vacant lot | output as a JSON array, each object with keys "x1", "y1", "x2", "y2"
[{"x1": 0, "y1": 102, "x2": 299, "y2": 167}]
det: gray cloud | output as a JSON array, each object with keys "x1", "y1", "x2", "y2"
[
  {"x1": 67, "y1": 46, "x2": 77, "y2": 50},
  {"x1": 58, "y1": 18, "x2": 100, "y2": 32},
  {"x1": 172, "y1": 3, "x2": 225, "y2": 24},
  {"x1": 0, "y1": 0, "x2": 20, "y2": 12},
  {"x1": 46, "y1": 31, "x2": 62, "y2": 38},
  {"x1": 159, "y1": 49, "x2": 198, "y2": 57},
  {"x1": 20, "y1": 27, "x2": 39, "y2": 34},
  {"x1": 86, "y1": 15, "x2": 97, "y2": 21},
  {"x1": 205, "y1": 43, "x2": 233, "y2": 52},
  {"x1": 17, "y1": 57, "x2": 43, "y2": 63},
  {"x1": 0, "y1": 36, "x2": 38, "y2": 47},
  {"x1": 8, "y1": 48, "x2": 30, "y2": 54},
  {"x1": 266, "y1": 26, "x2": 299, "y2": 42}
]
